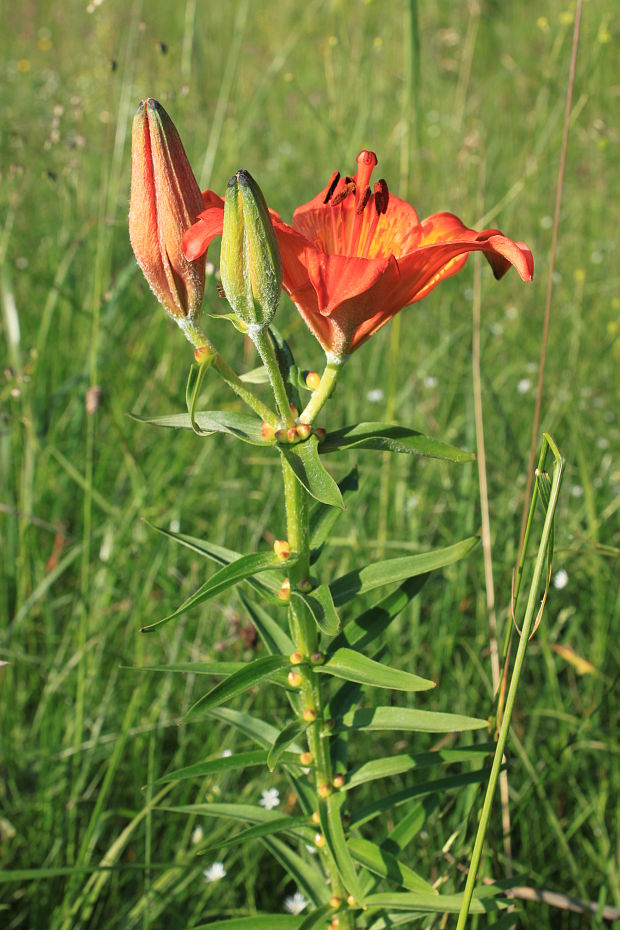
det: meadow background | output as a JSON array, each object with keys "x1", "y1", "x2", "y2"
[{"x1": 1, "y1": 0, "x2": 618, "y2": 927}]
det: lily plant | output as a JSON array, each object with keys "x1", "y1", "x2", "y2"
[{"x1": 129, "y1": 98, "x2": 557, "y2": 930}]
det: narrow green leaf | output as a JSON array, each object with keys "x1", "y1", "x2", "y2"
[
  {"x1": 268, "y1": 719, "x2": 308, "y2": 771},
  {"x1": 329, "y1": 537, "x2": 479, "y2": 607},
  {"x1": 151, "y1": 749, "x2": 285, "y2": 786},
  {"x1": 161, "y1": 802, "x2": 285, "y2": 826},
  {"x1": 332, "y1": 575, "x2": 429, "y2": 652},
  {"x1": 183, "y1": 655, "x2": 289, "y2": 720},
  {"x1": 129, "y1": 409, "x2": 268, "y2": 445},
  {"x1": 293, "y1": 584, "x2": 340, "y2": 636},
  {"x1": 280, "y1": 436, "x2": 344, "y2": 508},
  {"x1": 141, "y1": 550, "x2": 293, "y2": 633},
  {"x1": 204, "y1": 815, "x2": 312, "y2": 852},
  {"x1": 350, "y1": 768, "x2": 494, "y2": 829},
  {"x1": 126, "y1": 661, "x2": 244, "y2": 676},
  {"x1": 207, "y1": 707, "x2": 284, "y2": 750},
  {"x1": 316, "y1": 648, "x2": 434, "y2": 692},
  {"x1": 339, "y1": 706, "x2": 487, "y2": 734},
  {"x1": 297, "y1": 904, "x2": 333, "y2": 930},
  {"x1": 309, "y1": 468, "x2": 359, "y2": 561},
  {"x1": 347, "y1": 837, "x2": 436, "y2": 895},
  {"x1": 239, "y1": 364, "x2": 269, "y2": 383},
  {"x1": 239, "y1": 593, "x2": 294, "y2": 655},
  {"x1": 189, "y1": 917, "x2": 303, "y2": 930},
  {"x1": 363, "y1": 890, "x2": 504, "y2": 914},
  {"x1": 263, "y1": 836, "x2": 329, "y2": 905},
  {"x1": 318, "y1": 422, "x2": 475, "y2": 463},
  {"x1": 387, "y1": 802, "x2": 432, "y2": 853},
  {"x1": 319, "y1": 794, "x2": 365, "y2": 902},
  {"x1": 345, "y1": 745, "x2": 495, "y2": 790}
]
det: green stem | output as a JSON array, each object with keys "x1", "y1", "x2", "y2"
[
  {"x1": 281, "y1": 457, "x2": 353, "y2": 928},
  {"x1": 250, "y1": 325, "x2": 295, "y2": 427},
  {"x1": 299, "y1": 357, "x2": 346, "y2": 425},
  {"x1": 455, "y1": 435, "x2": 564, "y2": 929},
  {"x1": 178, "y1": 318, "x2": 279, "y2": 425}
]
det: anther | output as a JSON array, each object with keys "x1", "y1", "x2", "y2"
[
  {"x1": 323, "y1": 171, "x2": 341, "y2": 205},
  {"x1": 374, "y1": 178, "x2": 389, "y2": 215},
  {"x1": 331, "y1": 179, "x2": 356, "y2": 206}
]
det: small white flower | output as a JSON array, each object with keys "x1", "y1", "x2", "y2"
[
  {"x1": 284, "y1": 891, "x2": 308, "y2": 914},
  {"x1": 570, "y1": 484, "x2": 584, "y2": 498},
  {"x1": 423, "y1": 375, "x2": 438, "y2": 389},
  {"x1": 366, "y1": 388, "x2": 384, "y2": 403},
  {"x1": 259, "y1": 788, "x2": 280, "y2": 810},
  {"x1": 305, "y1": 843, "x2": 317, "y2": 856},
  {"x1": 553, "y1": 569, "x2": 569, "y2": 590},
  {"x1": 191, "y1": 826, "x2": 204, "y2": 845},
  {"x1": 169, "y1": 518, "x2": 180, "y2": 533},
  {"x1": 505, "y1": 305, "x2": 518, "y2": 320},
  {"x1": 517, "y1": 378, "x2": 532, "y2": 395},
  {"x1": 221, "y1": 748, "x2": 232, "y2": 758},
  {"x1": 203, "y1": 862, "x2": 226, "y2": 882}
]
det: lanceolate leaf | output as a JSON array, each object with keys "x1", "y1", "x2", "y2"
[
  {"x1": 127, "y1": 661, "x2": 244, "y2": 676},
  {"x1": 363, "y1": 890, "x2": 505, "y2": 915},
  {"x1": 339, "y1": 706, "x2": 487, "y2": 734},
  {"x1": 203, "y1": 815, "x2": 312, "y2": 852},
  {"x1": 129, "y1": 410, "x2": 269, "y2": 445},
  {"x1": 267, "y1": 719, "x2": 309, "y2": 771},
  {"x1": 182, "y1": 655, "x2": 290, "y2": 720},
  {"x1": 262, "y1": 836, "x2": 329, "y2": 905},
  {"x1": 318, "y1": 422, "x2": 475, "y2": 463},
  {"x1": 207, "y1": 707, "x2": 283, "y2": 749},
  {"x1": 309, "y1": 468, "x2": 359, "y2": 561},
  {"x1": 347, "y1": 837, "x2": 436, "y2": 895},
  {"x1": 189, "y1": 916, "x2": 304, "y2": 930},
  {"x1": 316, "y1": 648, "x2": 435, "y2": 692},
  {"x1": 141, "y1": 550, "x2": 293, "y2": 633},
  {"x1": 319, "y1": 794, "x2": 365, "y2": 902},
  {"x1": 239, "y1": 593, "x2": 295, "y2": 655},
  {"x1": 329, "y1": 537, "x2": 479, "y2": 607},
  {"x1": 151, "y1": 749, "x2": 299, "y2": 786},
  {"x1": 292, "y1": 584, "x2": 340, "y2": 635},
  {"x1": 297, "y1": 904, "x2": 333, "y2": 930},
  {"x1": 280, "y1": 436, "x2": 344, "y2": 508},
  {"x1": 345, "y1": 744, "x2": 495, "y2": 790},
  {"x1": 332, "y1": 575, "x2": 429, "y2": 652}
]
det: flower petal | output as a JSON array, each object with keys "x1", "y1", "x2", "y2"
[{"x1": 182, "y1": 198, "x2": 224, "y2": 261}]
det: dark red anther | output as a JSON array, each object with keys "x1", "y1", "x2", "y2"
[
  {"x1": 355, "y1": 186, "x2": 372, "y2": 215},
  {"x1": 217, "y1": 281, "x2": 227, "y2": 299},
  {"x1": 323, "y1": 171, "x2": 341, "y2": 205},
  {"x1": 374, "y1": 179, "x2": 389, "y2": 215},
  {"x1": 331, "y1": 179, "x2": 356, "y2": 206}
]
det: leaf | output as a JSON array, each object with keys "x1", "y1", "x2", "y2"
[
  {"x1": 207, "y1": 707, "x2": 283, "y2": 749},
  {"x1": 203, "y1": 815, "x2": 312, "y2": 852},
  {"x1": 129, "y1": 409, "x2": 269, "y2": 445},
  {"x1": 345, "y1": 744, "x2": 495, "y2": 790},
  {"x1": 329, "y1": 537, "x2": 479, "y2": 607},
  {"x1": 347, "y1": 837, "x2": 436, "y2": 895},
  {"x1": 161, "y1": 802, "x2": 287, "y2": 827},
  {"x1": 316, "y1": 648, "x2": 435, "y2": 693},
  {"x1": 189, "y1": 916, "x2": 304, "y2": 930},
  {"x1": 126, "y1": 661, "x2": 244, "y2": 676},
  {"x1": 339, "y1": 706, "x2": 487, "y2": 734},
  {"x1": 262, "y1": 836, "x2": 329, "y2": 905},
  {"x1": 280, "y1": 436, "x2": 344, "y2": 508},
  {"x1": 332, "y1": 575, "x2": 429, "y2": 653},
  {"x1": 239, "y1": 593, "x2": 295, "y2": 655},
  {"x1": 297, "y1": 904, "x2": 333, "y2": 930},
  {"x1": 267, "y1": 719, "x2": 309, "y2": 771},
  {"x1": 318, "y1": 422, "x2": 475, "y2": 463},
  {"x1": 292, "y1": 584, "x2": 340, "y2": 636},
  {"x1": 151, "y1": 749, "x2": 299, "y2": 786},
  {"x1": 141, "y1": 550, "x2": 293, "y2": 633},
  {"x1": 363, "y1": 890, "x2": 504, "y2": 915},
  {"x1": 319, "y1": 793, "x2": 365, "y2": 902},
  {"x1": 350, "y1": 767, "x2": 494, "y2": 829},
  {"x1": 182, "y1": 655, "x2": 290, "y2": 720},
  {"x1": 239, "y1": 364, "x2": 270, "y2": 384},
  {"x1": 309, "y1": 468, "x2": 359, "y2": 562}
]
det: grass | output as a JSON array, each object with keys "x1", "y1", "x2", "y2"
[{"x1": 1, "y1": 1, "x2": 618, "y2": 927}]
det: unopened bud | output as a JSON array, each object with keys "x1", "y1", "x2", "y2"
[
  {"x1": 278, "y1": 579, "x2": 291, "y2": 602},
  {"x1": 289, "y1": 651, "x2": 303, "y2": 665},
  {"x1": 303, "y1": 707, "x2": 317, "y2": 722},
  {"x1": 220, "y1": 169, "x2": 282, "y2": 328},
  {"x1": 289, "y1": 402, "x2": 299, "y2": 417},
  {"x1": 332, "y1": 774, "x2": 345, "y2": 789},
  {"x1": 297, "y1": 578, "x2": 313, "y2": 593},
  {"x1": 275, "y1": 428, "x2": 290, "y2": 443},
  {"x1": 273, "y1": 539, "x2": 290, "y2": 561},
  {"x1": 129, "y1": 98, "x2": 206, "y2": 320},
  {"x1": 288, "y1": 670, "x2": 302, "y2": 688},
  {"x1": 261, "y1": 421, "x2": 276, "y2": 441},
  {"x1": 194, "y1": 345, "x2": 215, "y2": 364},
  {"x1": 305, "y1": 370, "x2": 321, "y2": 390},
  {"x1": 311, "y1": 810, "x2": 321, "y2": 824},
  {"x1": 287, "y1": 427, "x2": 299, "y2": 443},
  {"x1": 318, "y1": 783, "x2": 332, "y2": 798},
  {"x1": 323, "y1": 718, "x2": 335, "y2": 732},
  {"x1": 310, "y1": 651, "x2": 324, "y2": 664},
  {"x1": 313, "y1": 427, "x2": 326, "y2": 442},
  {"x1": 346, "y1": 895, "x2": 357, "y2": 907},
  {"x1": 329, "y1": 896, "x2": 342, "y2": 908},
  {"x1": 297, "y1": 423, "x2": 311, "y2": 440},
  {"x1": 314, "y1": 832, "x2": 326, "y2": 848},
  {"x1": 300, "y1": 751, "x2": 313, "y2": 765},
  {"x1": 330, "y1": 917, "x2": 340, "y2": 928}
]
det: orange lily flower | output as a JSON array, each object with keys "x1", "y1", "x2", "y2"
[{"x1": 183, "y1": 150, "x2": 533, "y2": 357}]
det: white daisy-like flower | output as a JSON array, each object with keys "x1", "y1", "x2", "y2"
[
  {"x1": 221, "y1": 748, "x2": 232, "y2": 758},
  {"x1": 517, "y1": 378, "x2": 532, "y2": 395},
  {"x1": 203, "y1": 862, "x2": 226, "y2": 883},
  {"x1": 553, "y1": 569, "x2": 569, "y2": 590},
  {"x1": 259, "y1": 788, "x2": 280, "y2": 810},
  {"x1": 423, "y1": 375, "x2": 439, "y2": 388},
  {"x1": 366, "y1": 388, "x2": 384, "y2": 403},
  {"x1": 191, "y1": 826, "x2": 204, "y2": 845},
  {"x1": 284, "y1": 891, "x2": 308, "y2": 914}
]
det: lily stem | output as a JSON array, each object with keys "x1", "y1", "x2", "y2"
[
  {"x1": 282, "y1": 457, "x2": 353, "y2": 929},
  {"x1": 178, "y1": 318, "x2": 279, "y2": 425},
  {"x1": 250, "y1": 325, "x2": 296, "y2": 427},
  {"x1": 299, "y1": 357, "x2": 346, "y2": 425}
]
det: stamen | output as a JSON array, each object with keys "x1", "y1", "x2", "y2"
[
  {"x1": 374, "y1": 179, "x2": 389, "y2": 215},
  {"x1": 355, "y1": 186, "x2": 371, "y2": 216},
  {"x1": 323, "y1": 171, "x2": 341, "y2": 205},
  {"x1": 331, "y1": 178, "x2": 356, "y2": 206}
]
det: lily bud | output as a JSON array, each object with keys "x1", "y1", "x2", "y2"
[
  {"x1": 220, "y1": 169, "x2": 282, "y2": 329},
  {"x1": 129, "y1": 98, "x2": 206, "y2": 320}
]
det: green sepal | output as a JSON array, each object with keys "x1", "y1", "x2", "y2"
[
  {"x1": 182, "y1": 654, "x2": 290, "y2": 720},
  {"x1": 280, "y1": 436, "x2": 344, "y2": 508},
  {"x1": 316, "y1": 647, "x2": 435, "y2": 692},
  {"x1": 318, "y1": 422, "x2": 475, "y2": 463}
]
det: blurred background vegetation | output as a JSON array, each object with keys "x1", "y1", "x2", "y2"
[{"x1": 1, "y1": 0, "x2": 618, "y2": 927}]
